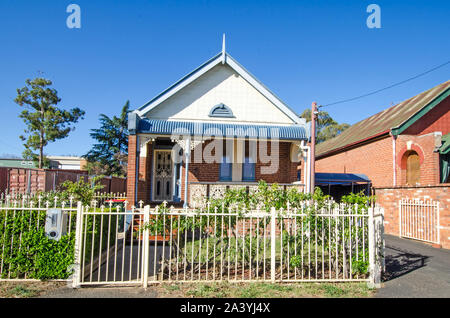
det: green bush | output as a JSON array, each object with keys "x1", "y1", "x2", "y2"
[{"x1": 0, "y1": 210, "x2": 74, "y2": 279}]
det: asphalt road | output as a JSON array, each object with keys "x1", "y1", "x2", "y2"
[{"x1": 376, "y1": 234, "x2": 450, "y2": 298}]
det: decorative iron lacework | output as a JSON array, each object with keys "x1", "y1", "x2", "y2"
[{"x1": 209, "y1": 103, "x2": 235, "y2": 118}]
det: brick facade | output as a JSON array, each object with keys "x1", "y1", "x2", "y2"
[
  {"x1": 374, "y1": 185, "x2": 450, "y2": 249},
  {"x1": 316, "y1": 135, "x2": 394, "y2": 187},
  {"x1": 126, "y1": 137, "x2": 302, "y2": 206}
]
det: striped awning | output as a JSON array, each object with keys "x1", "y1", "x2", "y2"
[{"x1": 137, "y1": 118, "x2": 308, "y2": 141}]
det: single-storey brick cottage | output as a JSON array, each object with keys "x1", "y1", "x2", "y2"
[{"x1": 126, "y1": 46, "x2": 311, "y2": 207}]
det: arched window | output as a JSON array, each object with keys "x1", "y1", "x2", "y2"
[
  {"x1": 209, "y1": 103, "x2": 234, "y2": 118},
  {"x1": 405, "y1": 151, "x2": 420, "y2": 185}
]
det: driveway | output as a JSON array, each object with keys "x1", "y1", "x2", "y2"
[{"x1": 376, "y1": 234, "x2": 450, "y2": 298}]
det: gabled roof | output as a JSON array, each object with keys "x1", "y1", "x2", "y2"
[
  {"x1": 316, "y1": 80, "x2": 450, "y2": 158},
  {"x1": 134, "y1": 51, "x2": 304, "y2": 125}
]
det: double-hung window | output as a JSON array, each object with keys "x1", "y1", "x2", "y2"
[
  {"x1": 220, "y1": 155, "x2": 232, "y2": 181},
  {"x1": 242, "y1": 140, "x2": 256, "y2": 181}
]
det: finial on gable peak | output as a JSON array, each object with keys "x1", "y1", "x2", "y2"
[{"x1": 222, "y1": 33, "x2": 226, "y2": 64}]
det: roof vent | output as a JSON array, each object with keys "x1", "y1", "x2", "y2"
[{"x1": 209, "y1": 103, "x2": 234, "y2": 118}]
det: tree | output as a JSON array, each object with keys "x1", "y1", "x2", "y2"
[
  {"x1": 14, "y1": 78, "x2": 85, "y2": 168},
  {"x1": 300, "y1": 109, "x2": 350, "y2": 143},
  {"x1": 84, "y1": 101, "x2": 129, "y2": 177}
]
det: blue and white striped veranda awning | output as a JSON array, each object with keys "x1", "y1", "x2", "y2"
[{"x1": 133, "y1": 118, "x2": 309, "y2": 141}]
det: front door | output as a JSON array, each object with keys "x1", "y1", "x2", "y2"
[{"x1": 153, "y1": 150, "x2": 173, "y2": 201}]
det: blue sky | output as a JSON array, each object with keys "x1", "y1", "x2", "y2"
[{"x1": 0, "y1": 0, "x2": 449, "y2": 157}]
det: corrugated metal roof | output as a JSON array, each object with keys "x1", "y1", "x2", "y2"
[
  {"x1": 316, "y1": 80, "x2": 450, "y2": 157},
  {"x1": 138, "y1": 118, "x2": 308, "y2": 140}
]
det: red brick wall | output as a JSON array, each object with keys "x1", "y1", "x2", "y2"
[
  {"x1": 316, "y1": 132, "x2": 443, "y2": 188},
  {"x1": 255, "y1": 141, "x2": 298, "y2": 184},
  {"x1": 316, "y1": 136, "x2": 394, "y2": 187},
  {"x1": 403, "y1": 97, "x2": 450, "y2": 136},
  {"x1": 374, "y1": 185, "x2": 450, "y2": 249},
  {"x1": 126, "y1": 135, "x2": 137, "y2": 206}
]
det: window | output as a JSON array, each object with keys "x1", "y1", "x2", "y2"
[
  {"x1": 242, "y1": 157, "x2": 255, "y2": 181},
  {"x1": 220, "y1": 155, "x2": 232, "y2": 181},
  {"x1": 242, "y1": 140, "x2": 255, "y2": 181},
  {"x1": 209, "y1": 103, "x2": 234, "y2": 118}
]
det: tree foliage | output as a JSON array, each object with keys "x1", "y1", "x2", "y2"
[
  {"x1": 14, "y1": 78, "x2": 85, "y2": 168},
  {"x1": 84, "y1": 101, "x2": 129, "y2": 177},
  {"x1": 300, "y1": 109, "x2": 350, "y2": 144}
]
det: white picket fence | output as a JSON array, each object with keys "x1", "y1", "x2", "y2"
[{"x1": 399, "y1": 198, "x2": 440, "y2": 244}]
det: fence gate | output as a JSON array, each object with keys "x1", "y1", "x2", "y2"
[
  {"x1": 399, "y1": 199, "x2": 440, "y2": 244},
  {"x1": 72, "y1": 204, "x2": 147, "y2": 287}
]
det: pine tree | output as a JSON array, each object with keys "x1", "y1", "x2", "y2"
[
  {"x1": 14, "y1": 78, "x2": 85, "y2": 168},
  {"x1": 84, "y1": 101, "x2": 129, "y2": 176}
]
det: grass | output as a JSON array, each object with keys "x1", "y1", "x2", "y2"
[
  {"x1": 155, "y1": 281, "x2": 375, "y2": 298},
  {"x1": 0, "y1": 281, "x2": 65, "y2": 298}
]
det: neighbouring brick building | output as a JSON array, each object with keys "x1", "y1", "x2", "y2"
[
  {"x1": 314, "y1": 80, "x2": 450, "y2": 248},
  {"x1": 126, "y1": 47, "x2": 310, "y2": 208}
]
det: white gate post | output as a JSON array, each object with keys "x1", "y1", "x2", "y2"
[
  {"x1": 436, "y1": 201, "x2": 440, "y2": 244},
  {"x1": 142, "y1": 205, "x2": 150, "y2": 289},
  {"x1": 72, "y1": 202, "x2": 83, "y2": 288},
  {"x1": 368, "y1": 207, "x2": 381, "y2": 289},
  {"x1": 270, "y1": 207, "x2": 276, "y2": 283},
  {"x1": 398, "y1": 199, "x2": 402, "y2": 237}
]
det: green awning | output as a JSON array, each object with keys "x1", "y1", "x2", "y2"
[{"x1": 439, "y1": 133, "x2": 450, "y2": 154}]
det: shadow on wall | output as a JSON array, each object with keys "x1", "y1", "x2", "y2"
[{"x1": 383, "y1": 244, "x2": 429, "y2": 282}]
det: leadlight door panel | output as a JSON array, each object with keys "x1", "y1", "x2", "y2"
[{"x1": 154, "y1": 151, "x2": 173, "y2": 201}]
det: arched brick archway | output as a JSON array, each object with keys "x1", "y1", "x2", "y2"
[
  {"x1": 397, "y1": 144, "x2": 425, "y2": 169},
  {"x1": 397, "y1": 144, "x2": 425, "y2": 185}
]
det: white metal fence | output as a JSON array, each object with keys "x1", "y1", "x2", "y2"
[
  {"x1": 0, "y1": 198, "x2": 77, "y2": 281},
  {"x1": 72, "y1": 202, "x2": 384, "y2": 288},
  {"x1": 93, "y1": 192, "x2": 127, "y2": 206},
  {"x1": 399, "y1": 198, "x2": 440, "y2": 244},
  {"x1": 0, "y1": 198, "x2": 384, "y2": 287}
]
